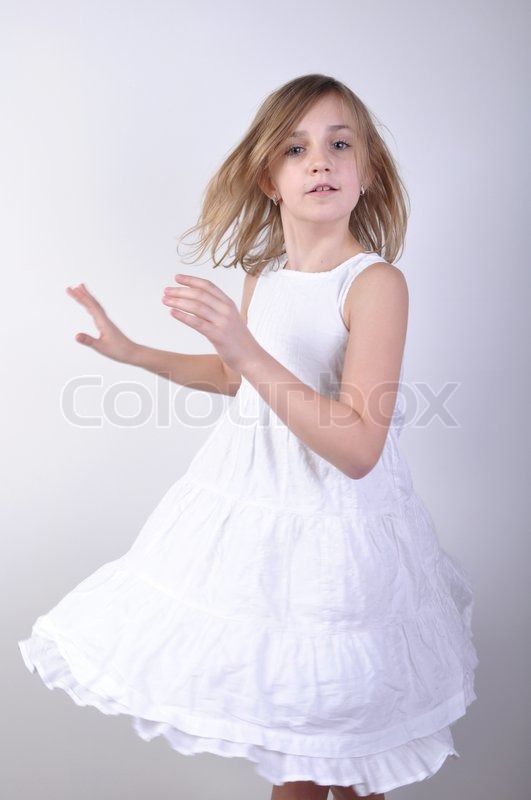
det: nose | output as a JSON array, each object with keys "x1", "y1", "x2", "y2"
[{"x1": 309, "y1": 148, "x2": 332, "y2": 173}]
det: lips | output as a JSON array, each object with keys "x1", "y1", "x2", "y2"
[{"x1": 309, "y1": 183, "x2": 337, "y2": 193}]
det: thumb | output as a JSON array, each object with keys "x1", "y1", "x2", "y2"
[{"x1": 75, "y1": 332, "x2": 99, "y2": 348}]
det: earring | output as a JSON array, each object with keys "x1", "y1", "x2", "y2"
[
  {"x1": 272, "y1": 194, "x2": 278, "y2": 206},
  {"x1": 360, "y1": 185, "x2": 366, "y2": 196}
]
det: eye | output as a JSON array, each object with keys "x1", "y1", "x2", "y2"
[
  {"x1": 285, "y1": 145, "x2": 304, "y2": 156},
  {"x1": 333, "y1": 140, "x2": 351, "y2": 150}
]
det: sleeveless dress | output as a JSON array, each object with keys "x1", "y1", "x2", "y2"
[{"x1": 18, "y1": 252, "x2": 479, "y2": 796}]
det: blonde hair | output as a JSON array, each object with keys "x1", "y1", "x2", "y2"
[{"x1": 178, "y1": 74, "x2": 409, "y2": 274}]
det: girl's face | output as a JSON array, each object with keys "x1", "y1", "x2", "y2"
[{"x1": 265, "y1": 93, "x2": 362, "y2": 229}]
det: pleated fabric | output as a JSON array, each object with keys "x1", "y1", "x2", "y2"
[{"x1": 18, "y1": 253, "x2": 478, "y2": 795}]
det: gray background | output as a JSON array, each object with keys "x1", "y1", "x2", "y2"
[{"x1": 2, "y1": 0, "x2": 530, "y2": 797}]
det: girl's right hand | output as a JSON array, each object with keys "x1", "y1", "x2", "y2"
[{"x1": 66, "y1": 283, "x2": 138, "y2": 364}]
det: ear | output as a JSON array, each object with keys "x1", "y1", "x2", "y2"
[{"x1": 258, "y1": 168, "x2": 276, "y2": 200}]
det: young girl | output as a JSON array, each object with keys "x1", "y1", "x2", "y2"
[{"x1": 18, "y1": 74, "x2": 478, "y2": 799}]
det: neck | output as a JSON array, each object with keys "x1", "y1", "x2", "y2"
[{"x1": 280, "y1": 218, "x2": 363, "y2": 273}]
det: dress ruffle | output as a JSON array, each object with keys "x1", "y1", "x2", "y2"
[
  {"x1": 18, "y1": 476, "x2": 477, "y2": 794},
  {"x1": 19, "y1": 630, "x2": 460, "y2": 795}
]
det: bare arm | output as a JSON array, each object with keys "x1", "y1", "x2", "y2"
[
  {"x1": 161, "y1": 265, "x2": 407, "y2": 479},
  {"x1": 66, "y1": 276, "x2": 258, "y2": 397},
  {"x1": 131, "y1": 346, "x2": 238, "y2": 395}
]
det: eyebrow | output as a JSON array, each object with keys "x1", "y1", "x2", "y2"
[{"x1": 288, "y1": 124, "x2": 353, "y2": 137}]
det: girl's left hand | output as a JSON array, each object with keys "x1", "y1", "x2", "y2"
[{"x1": 162, "y1": 274, "x2": 260, "y2": 373}]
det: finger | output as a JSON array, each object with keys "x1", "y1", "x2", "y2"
[
  {"x1": 173, "y1": 273, "x2": 227, "y2": 301},
  {"x1": 67, "y1": 284, "x2": 108, "y2": 329},
  {"x1": 163, "y1": 286, "x2": 230, "y2": 319},
  {"x1": 79, "y1": 282, "x2": 103, "y2": 304},
  {"x1": 66, "y1": 285, "x2": 88, "y2": 305},
  {"x1": 67, "y1": 285, "x2": 95, "y2": 311},
  {"x1": 67, "y1": 283, "x2": 93, "y2": 299},
  {"x1": 170, "y1": 307, "x2": 206, "y2": 329},
  {"x1": 74, "y1": 332, "x2": 99, "y2": 347},
  {"x1": 164, "y1": 294, "x2": 224, "y2": 325},
  {"x1": 67, "y1": 284, "x2": 104, "y2": 313}
]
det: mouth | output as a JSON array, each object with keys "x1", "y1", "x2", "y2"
[{"x1": 308, "y1": 184, "x2": 338, "y2": 193}]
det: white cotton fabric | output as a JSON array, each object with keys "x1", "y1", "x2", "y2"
[{"x1": 18, "y1": 252, "x2": 479, "y2": 796}]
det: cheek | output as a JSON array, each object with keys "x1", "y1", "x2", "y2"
[
  {"x1": 275, "y1": 166, "x2": 298, "y2": 192},
  {"x1": 269, "y1": 154, "x2": 292, "y2": 180},
  {"x1": 346, "y1": 165, "x2": 361, "y2": 191}
]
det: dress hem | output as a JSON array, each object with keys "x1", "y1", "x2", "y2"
[{"x1": 18, "y1": 626, "x2": 471, "y2": 795}]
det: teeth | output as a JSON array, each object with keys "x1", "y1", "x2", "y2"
[{"x1": 315, "y1": 186, "x2": 332, "y2": 192}]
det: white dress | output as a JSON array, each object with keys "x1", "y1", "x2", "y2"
[{"x1": 18, "y1": 252, "x2": 479, "y2": 796}]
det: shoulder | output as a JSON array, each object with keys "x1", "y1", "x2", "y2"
[
  {"x1": 242, "y1": 267, "x2": 262, "y2": 296},
  {"x1": 240, "y1": 267, "x2": 262, "y2": 324},
  {"x1": 343, "y1": 261, "x2": 408, "y2": 331}
]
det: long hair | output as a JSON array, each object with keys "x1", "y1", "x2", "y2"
[{"x1": 178, "y1": 74, "x2": 409, "y2": 273}]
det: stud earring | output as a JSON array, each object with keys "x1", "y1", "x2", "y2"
[{"x1": 360, "y1": 185, "x2": 366, "y2": 196}]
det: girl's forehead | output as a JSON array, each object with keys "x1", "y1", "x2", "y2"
[{"x1": 292, "y1": 94, "x2": 354, "y2": 129}]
